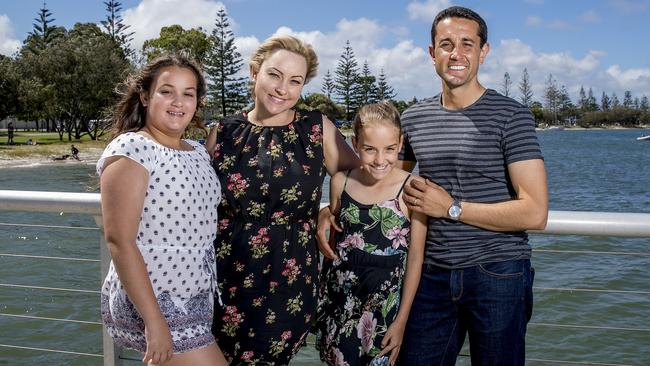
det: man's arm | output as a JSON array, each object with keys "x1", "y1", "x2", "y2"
[{"x1": 403, "y1": 159, "x2": 548, "y2": 232}]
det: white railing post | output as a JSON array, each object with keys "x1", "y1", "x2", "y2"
[{"x1": 93, "y1": 215, "x2": 123, "y2": 366}]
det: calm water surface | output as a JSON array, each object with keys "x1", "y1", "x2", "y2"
[{"x1": 1, "y1": 129, "x2": 649, "y2": 365}]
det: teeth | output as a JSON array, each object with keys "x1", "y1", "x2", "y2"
[
  {"x1": 450, "y1": 65, "x2": 466, "y2": 70},
  {"x1": 269, "y1": 96, "x2": 284, "y2": 103},
  {"x1": 168, "y1": 111, "x2": 184, "y2": 116}
]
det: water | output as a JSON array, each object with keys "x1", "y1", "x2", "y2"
[{"x1": 1, "y1": 129, "x2": 649, "y2": 365}]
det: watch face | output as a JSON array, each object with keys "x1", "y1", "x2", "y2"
[{"x1": 449, "y1": 205, "x2": 461, "y2": 218}]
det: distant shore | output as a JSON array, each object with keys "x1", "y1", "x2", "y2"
[{"x1": 0, "y1": 146, "x2": 104, "y2": 168}]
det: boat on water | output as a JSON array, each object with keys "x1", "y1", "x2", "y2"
[{"x1": 637, "y1": 134, "x2": 650, "y2": 141}]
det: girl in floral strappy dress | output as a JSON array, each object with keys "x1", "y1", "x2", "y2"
[
  {"x1": 316, "y1": 102, "x2": 428, "y2": 366},
  {"x1": 206, "y1": 35, "x2": 358, "y2": 365}
]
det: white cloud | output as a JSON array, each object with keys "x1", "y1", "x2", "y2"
[
  {"x1": 526, "y1": 16, "x2": 543, "y2": 27},
  {"x1": 122, "y1": 0, "x2": 225, "y2": 52},
  {"x1": 261, "y1": 19, "x2": 437, "y2": 100},
  {"x1": 407, "y1": 0, "x2": 452, "y2": 22},
  {"x1": 0, "y1": 14, "x2": 21, "y2": 56},
  {"x1": 578, "y1": 10, "x2": 601, "y2": 23},
  {"x1": 606, "y1": 65, "x2": 650, "y2": 95},
  {"x1": 480, "y1": 38, "x2": 650, "y2": 102},
  {"x1": 526, "y1": 15, "x2": 571, "y2": 30}
]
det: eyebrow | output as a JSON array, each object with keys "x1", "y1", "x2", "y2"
[
  {"x1": 158, "y1": 83, "x2": 197, "y2": 90},
  {"x1": 268, "y1": 67, "x2": 305, "y2": 80}
]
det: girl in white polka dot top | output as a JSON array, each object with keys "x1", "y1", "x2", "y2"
[{"x1": 97, "y1": 54, "x2": 227, "y2": 366}]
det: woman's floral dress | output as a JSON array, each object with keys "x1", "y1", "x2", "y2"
[
  {"x1": 316, "y1": 173, "x2": 411, "y2": 366},
  {"x1": 211, "y1": 110, "x2": 325, "y2": 365}
]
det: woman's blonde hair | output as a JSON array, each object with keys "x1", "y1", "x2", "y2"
[
  {"x1": 352, "y1": 101, "x2": 402, "y2": 138},
  {"x1": 249, "y1": 35, "x2": 318, "y2": 95}
]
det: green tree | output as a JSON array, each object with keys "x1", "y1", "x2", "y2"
[
  {"x1": 623, "y1": 90, "x2": 633, "y2": 108},
  {"x1": 357, "y1": 61, "x2": 377, "y2": 105},
  {"x1": 375, "y1": 69, "x2": 396, "y2": 101},
  {"x1": 26, "y1": 1, "x2": 62, "y2": 54},
  {"x1": 518, "y1": 68, "x2": 533, "y2": 107},
  {"x1": 142, "y1": 25, "x2": 210, "y2": 63},
  {"x1": 640, "y1": 95, "x2": 649, "y2": 112},
  {"x1": 601, "y1": 91, "x2": 611, "y2": 111},
  {"x1": 335, "y1": 40, "x2": 361, "y2": 120},
  {"x1": 101, "y1": 0, "x2": 135, "y2": 59},
  {"x1": 321, "y1": 70, "x2": 336, "y2": 99},
  {"x1": 296, "y1": 93, "x2": 344, "y2": 122},
  {"x1": 543, "y1": 74, "x2": 559, "y2": 124},
  {"x1": 0, "y1": 55, "x2": 20, "y2": 121},
  {"x1": 587, "y1": 88, "x2": 598, "y2": 111},
  {"x1": 501, "y1": 72, "x2": 512, "y2": 97},
  {"x1": 40, "y1": 23, "x2": 130, "y2": 140},
  {"x1": 205, "y1": 8, "x2": 248, "y2": 119},
  {"x1": 611, "y1": 92, "x2": 621, "y2": 109}
]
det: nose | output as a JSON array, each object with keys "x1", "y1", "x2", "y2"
[
  {"x1": 375, "y1": 151, "x2": 387, "y2": 165},
  {"x1": 275, "y1": 82, "x2": 288, "y2": 96},
  {"x1": 171, "y1": 93, "x2": 183, "y2": 106}
]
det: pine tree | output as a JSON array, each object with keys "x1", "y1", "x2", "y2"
[
  {"x1": 101, "y1": 0, "x2": 135, "y2": 58},
  {"x1": 518, "y1": 68, "x2": 533, "y2": 107},
  {"x1": 623, "y1": 90, "x2": 633, "y2": 108},
  {"x1": 601, "y1": 92, "x2": 611, "y2": 111},
  {"x1": 578, "y1": 86, "x2": 588, "y2": 111},
  {"x1": 357, "y1": 61, "x2": 378, "y2": 105},
  {"x1": 27, "y1": 2, "x2": 60, "y2": 54},
  {"x1": 640, "y1": 95, "x2": 649, "y2": 112},
  {"x1": 611, "y1": 92, "x2": 621, "y2": 108},
  {"x1": 321, "y1": 70, "x2": 335, "y2": 99},
  {"x1": 587, "y1": 88, "x2": 598, "y2": 111},
  {"x1": 205, "y1": 8, "x2": 248, "y2": 118},
  {"x1": 544, "y1": 74, "x2": 559, "y2": 124},
  {"x1": 375, "y1": 69, "x2": 396, "y2": 101},
  {"x1": 334, "y1": 41, "x2": 361, "y2": 120},
  {"x1": 501, "y1": 72, "x2": 512, "y2": 97}
]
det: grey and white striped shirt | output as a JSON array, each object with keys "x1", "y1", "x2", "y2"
[{"x1": 400, "y1": 89, "x2": 543, "y2": 268}]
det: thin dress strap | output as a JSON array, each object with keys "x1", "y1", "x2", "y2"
[
  {"x1": 342, "y1": 170, "x2": 352, "y2": 193},
  {"x1": 395, "y1": 174, "x2": 412, "y2": 199}
]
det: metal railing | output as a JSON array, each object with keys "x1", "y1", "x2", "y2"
[{"x1": 1, "y1": 190, "x2": 649, "y2": 366}]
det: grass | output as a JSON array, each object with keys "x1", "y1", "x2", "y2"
[{"x1": 0, "y1": 131, "x2": 107, "y2": 159}]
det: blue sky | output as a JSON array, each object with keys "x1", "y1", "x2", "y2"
[{"x1": 2, "y1": 0, "x2": 650, "y2": 103}]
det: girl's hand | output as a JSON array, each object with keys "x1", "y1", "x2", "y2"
[
  {"x1": 142, "y1": 317, "x2": 173, "y2": 365},
  {"x1": 316, "y1": 207, "x2": 341, "y2": 260},
  {"x1": 378, "y1": 321, "x2": 406, "y2": 365}
]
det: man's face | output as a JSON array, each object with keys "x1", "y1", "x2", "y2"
[{"x1": 429, "y1": 17, "x2": 489, "y2": 90}]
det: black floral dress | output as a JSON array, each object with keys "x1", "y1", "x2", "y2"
[
  {"x1": 211, "y1": 110, "x2": 325, "y2": 365},
  {"x1": 316, "y1": 173, "x2": 411, "y2": 366}
]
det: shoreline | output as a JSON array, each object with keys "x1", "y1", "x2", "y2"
[{"x1": 0, "y1": 147, "x2": 103, "y2": 168}]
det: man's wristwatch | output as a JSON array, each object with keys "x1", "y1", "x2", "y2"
[{"x1": 448, "y1": 199, "x2": 462, "y2": 220}]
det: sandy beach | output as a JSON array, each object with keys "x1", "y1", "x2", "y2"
[{"x1": 0, "y1": 147, "x2": 104, "y2": 169}]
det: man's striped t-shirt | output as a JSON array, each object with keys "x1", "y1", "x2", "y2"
[{"x1": 399, "y1": 89, "x2": 543, "y2": 269}]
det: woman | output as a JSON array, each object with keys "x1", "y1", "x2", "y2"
[{"x1": 207, "y1": 35, "x2": 358, "y2": 364}]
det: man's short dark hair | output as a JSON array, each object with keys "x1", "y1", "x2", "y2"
[{"x1": 431, "y1": 6, "x2": 488, "y2": 48}]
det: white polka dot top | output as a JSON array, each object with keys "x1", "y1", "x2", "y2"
[{"x1": 97, "y1": 132, "x2": 221, "y2": 249}]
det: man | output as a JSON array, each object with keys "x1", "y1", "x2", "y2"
[
  {"x1": 7, "y1": 122, "x2": 14, "y2": 145},
  {"x1": 397, "y1": 6, "x2": 548, "y2": 365}
]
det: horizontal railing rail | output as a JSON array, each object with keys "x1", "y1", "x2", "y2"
[{"x1": 1, "y1": 190, "x2": 649, "y2": 366}]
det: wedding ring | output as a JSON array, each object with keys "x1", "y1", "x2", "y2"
[{"x1": 414, "y1": 198, "x2": 419, "y2": 205}]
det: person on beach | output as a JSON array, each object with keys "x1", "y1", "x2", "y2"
[
  {"x1": 71, "y1": 144, "x2": 80, "y2": 160},
  {"x1": 315, "y1": 101, "x2": 427, "y2": 366},
  {"x1": 396, "y1": 6, "x2": 549, "y2": 365},
  {"x1": 97, "y1": 53, "x2": 227, "y2": 366},
  {"x1": 206, "y1": 35, "x2": 358, "y2": 364},
  {"x1": 7, "y1": 122, "x2": 14, "y2": 145}
]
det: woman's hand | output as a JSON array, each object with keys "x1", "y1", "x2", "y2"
[
  {"x1": 142, "y1": 316, "x2": 173, "y2": 365},
  {"x1": 378, "y1": 320, "x2": 406, "y2": 365},
  {"x1": 316, "y1": 206, "x2": 341, "y2": 260}
]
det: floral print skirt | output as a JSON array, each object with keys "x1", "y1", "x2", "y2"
[{"x1": 317, "y1": 249, "x2": 406, "y2": 366}]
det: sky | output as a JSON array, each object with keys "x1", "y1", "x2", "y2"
[{"x1": 2, "y1": 0, "x2": 650, "y2": 103}]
